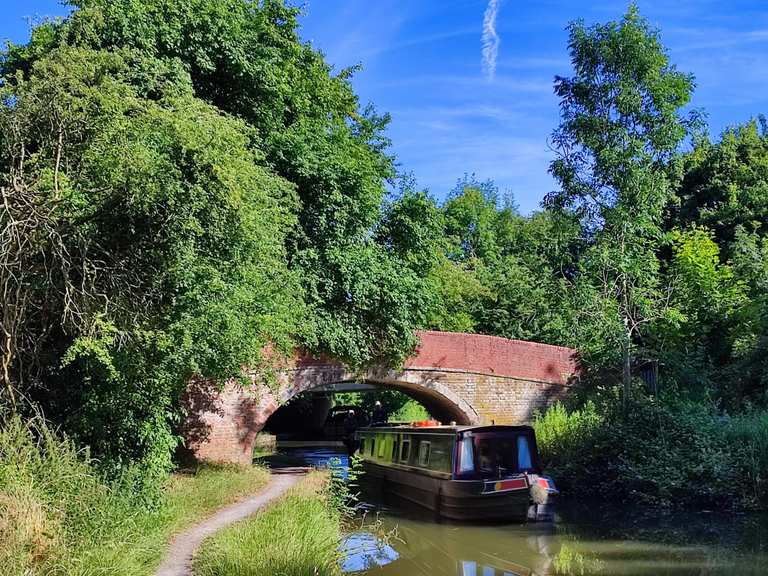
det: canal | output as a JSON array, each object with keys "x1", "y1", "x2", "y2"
[{"x1": 276, "y1": 447, "x2": 768, "y2": 576}]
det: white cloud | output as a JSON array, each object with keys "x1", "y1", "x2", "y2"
[{"x1": 482, "y1": 0, "x2": 501, "y2": 80}]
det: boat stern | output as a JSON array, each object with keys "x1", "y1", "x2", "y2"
[{"x1": 527, "y1": 475, "x2": 558, "y2": 522}]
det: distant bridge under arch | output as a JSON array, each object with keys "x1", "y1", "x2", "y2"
[{"x1": 183, "y1": 331, "x2": 580, "y2": 465}]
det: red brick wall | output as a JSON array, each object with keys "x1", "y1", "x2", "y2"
[
  {"x1": 292, "y1": 330, "x2": 579, "y2": 384},
  {"x1": 409, "y1": 330, "x2": 579, "y2": 384},
  {"x1": 185, "y1": 332, "x2": 580, "y2": 464}
]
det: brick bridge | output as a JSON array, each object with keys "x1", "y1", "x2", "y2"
[{"x1": 184, "y1": 330, "x2": 579, "y2": 465}]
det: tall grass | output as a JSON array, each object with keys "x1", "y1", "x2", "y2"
[
  {"x1": 533, "y1": 401, "x2": 602, "y2": 458},
  {"x1": 722, "y1": 410, "x2": 768, "y2": 505},
  {"x1": 0, "y1": 413, "x2": 269, "y2": 576},
  {"x1": 193, "y1": 472, "x2": 342, "y2": 576}
]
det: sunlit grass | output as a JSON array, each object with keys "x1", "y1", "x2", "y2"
[
  {"x1": 193, "y1": 471, "x2": 342, "y2": 576},
  {"x1": 0, "y1": 413, "x2": 269, "y2": 576}
]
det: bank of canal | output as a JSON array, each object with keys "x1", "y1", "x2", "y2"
[{"x1": 278, "y1": 446, "x2": 768, "y2": 576}]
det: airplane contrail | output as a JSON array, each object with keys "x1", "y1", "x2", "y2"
[{"x1": 482, "y1": 0, "x2": 501, "y2": 80}]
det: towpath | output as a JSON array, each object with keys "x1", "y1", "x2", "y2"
[{"x1": 155, "y1": 468, "x2": 307, "y2": 576}]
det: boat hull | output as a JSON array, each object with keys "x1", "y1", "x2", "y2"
[{"x1": 361, "y1": 461, "x2": 532, "y2": 522}]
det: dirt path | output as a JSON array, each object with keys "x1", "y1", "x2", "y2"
[{"x1": 155, "y1": 470, "x2": 305, "y2": 576}]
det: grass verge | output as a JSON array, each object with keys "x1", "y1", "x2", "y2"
[
  {"x1": 193, "y1": 471, "x2": 342, "y2": 576},
  {"x1": 0, "y1": 413, "x2": 269, "y2": 576}
]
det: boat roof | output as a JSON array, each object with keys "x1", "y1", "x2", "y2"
[{"x1": 358, "y1": 424, "x2": 534, "y2": 435}]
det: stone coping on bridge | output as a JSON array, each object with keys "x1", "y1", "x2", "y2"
[{"x1": 291, "y1": 330, "x2": 580, "y2": 386}]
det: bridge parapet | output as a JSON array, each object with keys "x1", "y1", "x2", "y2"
[{"x1": 407, "y1": 330, "x2": 578, "y2": 383}]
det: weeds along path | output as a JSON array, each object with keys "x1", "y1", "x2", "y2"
[{"x1": 156, "y1": 470, "x2": 307, "y2": 576}]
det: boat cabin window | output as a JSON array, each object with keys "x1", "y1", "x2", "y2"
[
  {"x1": 474, "y1": 433, "x2": 534, "y2": 477},
  {"x1": 426, "y1": 437, "x2": 452, "y2": 472},
  {"x1": 418, "y1": 441, "x2": 431, "y2": 467},
  {"x1": 391, "y1": 438, "x2": 399, "y2": 461},
  {"x1": 517, "y1": 435, "x2": 533, "y2": 470},
  {"x1": 378, "y1": 436, "x2": 387, "y2": 458},
  {"x1": 369, "y1": 438, "x2": 375, "y2": 457},
  {"x1": 400, "y1": 439, "x2": 411, "y2": 463},
  {"x1": 458, "y1": 435, "x2": 474, "y2": 473}
]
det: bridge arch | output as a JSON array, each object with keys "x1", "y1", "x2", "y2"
[
  {"x1": 183, "y1": 331, "x2": 579, "y2": 465},
  {"x1": 284, "y1": 368, "x2": 480, "y2": 426}
]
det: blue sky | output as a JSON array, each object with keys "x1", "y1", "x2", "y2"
[{"x1": 2, "y1": 1, "x2": 768, "y2": 212}]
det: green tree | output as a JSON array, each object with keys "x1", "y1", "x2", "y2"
[
  {"x1": 386, "y1": 176, "x2": 582, "y2": 346},
  {"x1": 376, "y1": 181, "x2": 444, "y2": 275},
  {"x1": 471, "y1": 209, "x2": 582, "y2": 346},
  {"x1": 675, "y1": 119, "x2": 768, "y2": 255},
  {"x1": 667, "y1": 227, "x2": 745, "y2": 338},
  {"x1": 650, "y1": 227, "x2": 747, "y2": 395},
  {"x1": 443, "y1": 175, "x2": 516, "y2": 263},
  {"x1": 3, "y1": 0, "x2": 430, "y2": 370},
  {"x1": 425, "y1": 256, "x2": 488, "y2": 333},
  {"x1": 547, "y1": 4, "x2": 698, "y2": 405},
  {"x1": 663, "y1": 120, "x2": 768, "y2": 403},
  {"x1": 0, "y1": 43, "x2": 303, "y2": 474},
  {"x1": 726, "y1": 229, "x2": 768, "y2": 402},
  {"x1": 0, "y1": 0, "x2": 441, "y2": 473}
]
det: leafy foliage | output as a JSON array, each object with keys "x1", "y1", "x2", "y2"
[
  {"x1": 45, "y1": 0, "x2": 430, "y2": 368},
  {"x1": 0, "y1": 0, "x2": 432, "y2": 474},
  {"x1": 546, "y1": 4, "x2": 700, "y2": 403},
  {"x1": 1, "y1": 41, "x2": 305, "y2": 476},
  {"x1": 2, "y1": 0, "x2": 768, "y2": 513},
  {"x1": 675, "y1": 119, "x2": 768, "y2": 255},
  {"x1": 535, "y1": 399, "x2": 768, "y2": 509}
]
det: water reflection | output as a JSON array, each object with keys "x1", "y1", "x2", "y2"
[
  {"x1": 274, "y1": 447, "x2": 768, "y2": 576},
  {"x1": 276, "y1": 447, "x2": 350, "y2": 470},
  {"x1": 339, "y1": 532, "x2": 399, "y2": 572},
  {"x1": 345, "y1": 518, "x2": 559, "y2": 576},
  {"x1": 345, "y1": 507, "x2": 768, "y2": 576}
]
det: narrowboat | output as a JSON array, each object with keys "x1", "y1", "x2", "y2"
[{"x1": 356, "y1": 423, "x2": 557, "y2": 522}]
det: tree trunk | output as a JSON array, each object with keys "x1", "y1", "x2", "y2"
[{"x1": 622, "y1": 326, "x2": 631, "y2": 412}]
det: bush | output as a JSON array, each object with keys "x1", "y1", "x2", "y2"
[
  {"x1": 722, "y1": 410, "x2": 768, "y2": 506},
  {"x1": 534, "y1": 398, "x2": 768, "y2": 510},
  {"x1": 391, "y1": 399, "x2": 431, "y2": 422}
]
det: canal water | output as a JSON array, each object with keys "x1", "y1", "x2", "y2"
[{"x1": 277, "y1": 447, "x2": 768, "y2": 576}]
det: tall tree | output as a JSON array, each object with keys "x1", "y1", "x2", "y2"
[
  {"x1": 2, "y1": 0, "x2": 430, "y2": 368},
  {"x1": 0, "y1": 0, "x2": 436, "y2": 472},
  {"x1": 547, "y1": 5, "x2": 698, "y2": 405},
  {"x1": 0, "y1": 45, "x2": 303, "y2": 474}
]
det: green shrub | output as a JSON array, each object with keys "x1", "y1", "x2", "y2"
[
  {"x1": 722, "y1": 410, "x2": 768, "y2": 506},
  {"x1": 534, "y1": 401, "x2": 603, "y2": 466},
  {"x1": 391, "y1": 399, "x2": 431, "y2": 422},
  {"x1": 534, "y1": 398, "x2": 768, "y2": 510}
]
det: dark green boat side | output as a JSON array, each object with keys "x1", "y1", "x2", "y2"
[{"x1": 356, "y1": 424, "x2": 558, "y2": 522}]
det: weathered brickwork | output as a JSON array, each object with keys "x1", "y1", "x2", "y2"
[{"x1": 185, "y1": 330, "x2": 580, "y2": 465}]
